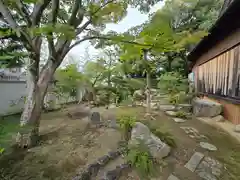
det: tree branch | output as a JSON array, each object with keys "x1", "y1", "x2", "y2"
[
  {"x1": 47, "y1": 0, "x2": 59, "y2": 57},
  {"x1": 15, "y1": 0, "x2": 31, "y2": 26},
  {"x1": 68, "y1": 0, "x2": 82, "y2": 26},
  {"x1": 76, "y1": 20, "x2": 92, "y2": 35},
  {"x1": 68, "y1": 36, "x2": 152, "y2": 52},
  {"x1": 0, "y1": 0, "x2": 34, "y2": 49},
  {"x1": 76, "y1": 0, "x2": 116, "y2": 35},
  {"x1": 0, "y1": 0, "x2": 18, "y2": 28},
  {"x1": 51, "y1": 0, "x2": 59, "y2": 24},
  {"x1": 31, "y1": 0, "x2": 51, "y2": 26}
]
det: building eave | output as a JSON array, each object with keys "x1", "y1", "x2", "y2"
[{"x1": 188, "y1": 0, "x2": 240, "y2": 65}]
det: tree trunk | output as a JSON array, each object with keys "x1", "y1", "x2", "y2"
[
  {"x1": 143, "y1": 49, "x2": 151, "y2": 114},
  {"x1": 16, "y1": 60, "x2": 57, "y2": 148},
  {"x1": 146, "y1": 70, "x2": 151, "y2": 114}
]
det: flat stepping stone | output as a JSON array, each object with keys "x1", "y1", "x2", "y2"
[
  {"x1": 167, "y1": 174, "x2": 180, "y2": 180},
  {"x1": 185, "y1": 152, "x2": 204, "y2": 172},
  {"x1": 195, "y1": 156, "x2": 223, "y2": 180},
  {"x1": 180, "y1": 127, "x2": 207, "y2": 140},
  {"x1": 199, "y1": 142, "x2": 218, "y2": 151},
  {"x1": 173, "y1": 118, "x2": 186, "y2": 123},
  {"x1": 159, "y1": 105, "x2": 176, "y2": 111},
  {"x1": 166, "y1": 111, "x2": 177, "y2": 116}
]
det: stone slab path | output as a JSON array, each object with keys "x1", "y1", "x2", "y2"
[{"x1": 163, "y1": 108, "x2": 224, "y2": 180}]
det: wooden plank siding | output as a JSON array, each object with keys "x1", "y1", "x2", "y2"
[
  {"x1": 195, "y1": 45, "x2": 240, "y2": 99},
  {"x1": 194, "y1": 44, "x2": 240, "y2": 124}
]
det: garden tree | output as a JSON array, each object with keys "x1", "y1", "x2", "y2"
[
  {"x1": 100, "y1": 46, "x2": 122, "y2": 104},
  {"x1": 119, "y1": 9, "x2": 206, "y2": 113},
  {"x1": 154, "y1": 0, "x2": 224, "y2": 75},
  {"x1": 55, "y1": 64, "x2": 83, "y2": 98},
  {"x1": 82, "y1": 59, "x2": 106, "y2": 103},
  {"x1": 0, "y1": 0, "x2": 164, "y2": 147},
  {"x1": 0, "y1": 23, "x2": 26, "y2": 67}
]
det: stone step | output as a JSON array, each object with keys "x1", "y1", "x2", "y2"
[
  {"x1": 97, "y1": 157, "x2": 131, "y2": 180},
  {"x1": 173, "y1": 164, "x2": 202, "y2": 180},
  {"x1": 96, "y1": 156, "x2": 125, "y2": 179}
]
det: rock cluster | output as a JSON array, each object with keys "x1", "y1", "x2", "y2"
[
  {"x1": 73, "y1": 149, "x2": 123, "y2": 180},
  {"x1": 99, "y1": 163, "x2": 131, "y2": 180}
]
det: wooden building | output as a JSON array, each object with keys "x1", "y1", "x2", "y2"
[{"x1": 188, "y1": 0, "x2": 240, "y2": 125}]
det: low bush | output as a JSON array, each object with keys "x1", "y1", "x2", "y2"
[
  {"x1": 143, "y1": 122, "x2": 176, "y2": 148},
  {"x1": 118, "y1": 115, "x2": 136, "y2": 141},
  {"x1": 175, "y1": 111, "x2": 187, "y2": 119},
  {"x1": 127, "y1": 142, "x2": 154, "y2": 177},
  {"x1": 151, "y1": 129, "x2": 176, "y2": 148}
]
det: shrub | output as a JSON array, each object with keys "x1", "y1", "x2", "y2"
[
  {"x1": 151, "y1": 129, "x2": 176, "y2": 148},
  {"x1": 175, "y1": 111, "x2": 187, "y2": 119},
  {"x1": 158, "y1": 72, "x2": 188, "y2": 94},
  {"x1": 118, "y1": 115, "x2": 136, "y2": 141},
  {"x1": 127, "y1": 142, "x2": 154, "y2": 177},
  {"x1": 0, "y1": 147, "x2": 4, "y2": 154}
]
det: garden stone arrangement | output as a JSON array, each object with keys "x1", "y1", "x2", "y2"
[
  {"x1": 184, "y1": 152, "x2": 223, "y2": 180},
  {"x1": 72, "y1": 149, "x2": 125, "y2": 180},
  {"x1": 192, "y1": 98, "x2": 222, "y2": 117},
  {"x1": 129, "y1": 122, "x2": 171, "y2": 160}
]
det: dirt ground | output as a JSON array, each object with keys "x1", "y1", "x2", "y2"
[
  {"x1": 0, "y1": 104, "x2": 121, "y2": 180},
  {"x1": 0, "y1": 104, "x2": 240, "y2": 180},
  {"x1": 117, "y1": 107, "x2": 240, "y2": 180}
]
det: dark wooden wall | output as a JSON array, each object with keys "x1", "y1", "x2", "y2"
[{"x1": 193, "y1": 28, "x2": 240, "y2": 125}]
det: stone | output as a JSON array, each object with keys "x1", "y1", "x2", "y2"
[
  {"x1": 90, "y1": 112, "x2": 101, "y2": 124},
  {"x1": 87, "y1": 162, "x2": 101, "y2": 176},
  {"x1": 193, "y1": 98, "x2": 222, "y2": 117},
  {"x1": 197, "y1": 171, "x2": 217, "y2": 180},
  {"x1": 199, "y1": 142, "x2": 217, "y2": 151},
  {"x1": 129, "y1": 122, "x2": 171, "y2": 160},
  {"x1": 181, "y1": 127, "x2": 207, "y2": 140},
  {"x1": 119, "y1": 163, "x2": 131, "y2": 170},
  {"x1": 107, "y1": 151, "x2": 121, "y2": 159},
  {"x1": 109, "y1": 119, "x2": 118, "y2": 129},
  {"x1": 195, "y1": 156, "x2": 222, "y2": 180},
  {"x1": 173, "y1": 118, "x2": 186, "y2": 123},
  {"x1": 234, "y1": 125, "x2": 240, "y2": 133},
  {"x1": 159, "y1": 105, "x2": 176, "y2": 111},
  {"x1": 165, "y1": 111, "x2": 177, "y2": 116},
  {"x1": 78, "y1": 171, "x2": 91, "y2": 180},
  {"x1": 104, "y1": 168, "x2": 121, "y2": 180},
  {"x1": 212, "y1": 115, "x2": 225, "y2": 122},
  {"x1": 97, "y1": 155, "x2": 111, "y2": 165},
  {"x1": 177, "y1": 104, "x2": 192, "y2": 112},
  {"x1": 151, "y1": 102, "x2": 159, "y2": 110},
  {"x1": 109, "y1": 104, "x2": 116, "y2": 109},
  {"x1": 167, "y1": 174, "x2": 180, "y2": 180},
  {"x1": 184, "y1": 152, "x2": 204, "y2": 172},
  {"x1": 133, "y1": 90, "x2": 146, "y2": 101}
]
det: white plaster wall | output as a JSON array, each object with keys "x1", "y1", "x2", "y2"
[
  {"x1": 0, "y1": 81, "x2": 27, "y2": 116},
  {"x1": 0, "y1": 81, "x2": 85, "y2": 116}
]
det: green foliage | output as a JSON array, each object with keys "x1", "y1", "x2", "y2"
[
  {"x1": 158, "y1": 72, "x2": 188, "y2": 94},
  {"x1": 0, "y1": 115, "x2": 20, "y2": 153},
  {"x1": 0, "y1": 147, "x2": 4, "y2": 154},
  {"x1": 175, "y1": 111, "x2": 187, "y2": 119},
  {"x1": 55, "y1": 64, "x2": 83, "y2": 97},
  {"x1": 151, "y1": 128, "x2": 176, "y2": 148},
  {"x1": 143, "y1": 121, "x2": 176, "y2": 148},
  {"x1": 0, "y1": 124, "x2": 4, "y2": 155},
  {"x1": 118, "y1": 115, "x2": 136, "y2": 140},
  {"x1": 127, "y1": 142, "x2": 154, "y2": 177}
]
